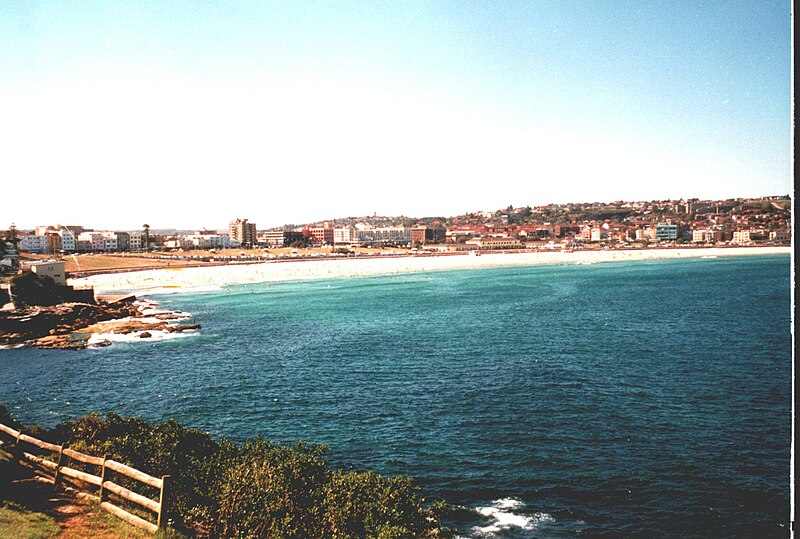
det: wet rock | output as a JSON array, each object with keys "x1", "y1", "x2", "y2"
[{"x1": 171, "y1": 324, "x2": 201, "y2": 333}]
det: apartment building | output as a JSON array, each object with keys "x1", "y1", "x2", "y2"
[
  {"x1": 692, "y1": 229, "x2": 723, "y2": 243},
  {"x1": 655, "y1": 222, "x2": 680, "y2": 241},
  {"x1": 307, "y1": 223, "x2": 334, "y2": 245},
  {"x1": 18, "y1": 234, "x2": 48, "y2": 253},
  {"x1": 731, "y1": 230, "x2": 751, "y2": 244},
  {"x1": 411, "y1": 225, "x2": 446, "y2": 245},
  {"x1": 229, "y1": 218, "x2": 257, "y2": 247}
]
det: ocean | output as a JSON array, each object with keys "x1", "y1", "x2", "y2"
[{"x1": 0, "y1": 254, "x2": 792, "y2": 538}]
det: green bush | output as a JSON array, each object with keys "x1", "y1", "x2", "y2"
[
  {"x1": 212, "y1": 439, "x2": 329, "y2": 538},
  {"x1": 57, "y1": 412, "x2": 226, "y2": 532},
  {"x1": 0, "y1": 408, "x2": 450, "y2": 538},
  {"x1": 324, "y1": 471, "x2": 432, "y2": 539}
]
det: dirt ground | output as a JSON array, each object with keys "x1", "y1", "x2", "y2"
[{"x1": 0, "y1": 449, "x2": 152, "y2": 539}]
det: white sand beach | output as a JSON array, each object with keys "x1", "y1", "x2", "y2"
[{"x1": 68, "y1": 246, "x2": 791, "y2": 296}]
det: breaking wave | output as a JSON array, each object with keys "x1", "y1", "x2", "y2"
[
  {"x1": 87, "y1": 328, "x2": 199, "y2": 348},
  {"x1": 466, "y1": 498, "x2": 554, "y2": 537}
]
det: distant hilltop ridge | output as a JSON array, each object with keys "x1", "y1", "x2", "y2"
[
  {"x1": 277, "y1": 195, "x2": 791, "y2": 231},
  {"x1": 1, "y1": 195, "x2": 790, "y2": 234},
  {"x1": 1, "y1": 195, "x2": 790, "y2": 254}
]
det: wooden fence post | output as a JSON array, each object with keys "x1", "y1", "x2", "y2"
[
  {"x1": 99, "y1": 455, "x2": 108, "y2": 502},
  {"x1": 12, "y1": 431, "x2": 22, "y2": 462},
  {"x1": 157, "y1": 475, "x2": 171, "y2": 531},
  {"x1": 54, "y1": 445, "x2": 64, "y2": 486}
]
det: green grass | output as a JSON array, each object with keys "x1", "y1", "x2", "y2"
[{"x1": 0, "y1": 503, "x2": 60, "y2": 539}]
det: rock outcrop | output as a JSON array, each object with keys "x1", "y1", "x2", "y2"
[{"x1": 0, "y1": 300, "x2": 200, "y2": 350}]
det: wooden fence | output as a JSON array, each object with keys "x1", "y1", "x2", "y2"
[{"x1": 0, "y1": 421, "x2": 170, "y2": 534}]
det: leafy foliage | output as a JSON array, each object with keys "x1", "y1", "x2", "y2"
[
  {"x1": 324, "y1": 471, "x2": 433, "y2": 539},
  {"x1": 25, "y1": 411, "x2": 449, "y2": 538},
  {"x1": 213, "y1": 439, "x2": 329, "y2": 538},
  {"x1": 57, "y1": 413, "x2": 228, "y2": 530}
]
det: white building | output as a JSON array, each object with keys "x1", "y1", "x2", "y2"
[
  {"x1": 128, "y1": 231, "x2": 143, "y2": 251},
  {"x1": 370, "y1": 226, "x2": 411, "y2": 243},
  {"x1": 590, "y1": 227, "x2": 606, "y2": 242},
  {"x1": 636, "y1": 228, "x2": 657, "y2": 241},
  {"x1": 18, "y1": 235, "x2": 48, "y2": 253},
  {"x1": 465, "y1": 236, "x2": 522, "y2": 250},
  {"x1": 692, "y1": 229, "x2": 722, "y2": 243},
  {"x1": 731, "y1": 230, "x2": 751, "y2": 244},
  {"x1": 333, "y1": 226, "x2": 358, "y2": 244},
  {"x1": 335, "y1": 225, "x2": 412, "y2": 244},
  {"x1": 185, "y1": 234, "x2": 230, "y2": 249},
  {"x1": 58, "y1": 227, "x2": 77, "y2": 252}
]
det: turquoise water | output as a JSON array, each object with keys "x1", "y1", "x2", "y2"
[{"x1": 0, "y1": 255, "x2": 792, "y2": 537}]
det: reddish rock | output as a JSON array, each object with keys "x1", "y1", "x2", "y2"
[{"x1": 171, "y1": 324, "x2": 201, "y2": 332}]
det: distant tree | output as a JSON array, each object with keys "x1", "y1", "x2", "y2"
[
  {"x1": 7, "y1": 223, "x2": 19, "y2": 251},
  {"x1": 290, "y1": 239, "x2": 314, "y2": 249},
  {"x1": 143, "y1": 224, "x2": 150, "y2": 252}
]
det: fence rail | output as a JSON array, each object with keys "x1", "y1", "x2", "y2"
[{"x1": 0, "y1": 421, "x2": 170, "y2": 534}]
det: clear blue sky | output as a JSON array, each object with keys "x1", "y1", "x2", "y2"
[{"x1": 1, "y1": 0, "x2": 792, "y2": 230}]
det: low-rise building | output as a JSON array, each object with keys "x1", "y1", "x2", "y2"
[
  {"x1": 769, "y1": 229, "x2": 790, "y2": 242},
  {"x1": 28, "y1": 260, "x2": 66, "y2": 286},
  {"x1": 465, "y1": 236, "x2": 522, "y2": 250}
]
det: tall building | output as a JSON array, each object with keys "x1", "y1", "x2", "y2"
[{"x1": 229, "y1": 218, "x2": 257, "y2": 247}]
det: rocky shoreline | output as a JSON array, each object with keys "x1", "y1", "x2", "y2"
[{"x1": 0, "y1": 298, "x2": 200, "y2": 350}]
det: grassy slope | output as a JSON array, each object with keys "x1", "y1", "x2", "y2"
[{"x1": 0, "y1": 448, "x2": 160, "y2": 539}]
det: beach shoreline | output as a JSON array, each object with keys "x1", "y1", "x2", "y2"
[{"x1": 67, "y1": 245, "x2": 791, "y2": 296}]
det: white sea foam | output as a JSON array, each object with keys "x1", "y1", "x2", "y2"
[
  {"x1": 86, "y1": 298, "x2": 199, "y2": 347},
  {"x1": 471, "y1": 498, "x2": 554, "y2": 536},
  {"x1": 141, "y1": 285, "x2": 223, "y2": 296},
  {"x1": 87, "y1": 328, "x2": 198, "y2": 347}
]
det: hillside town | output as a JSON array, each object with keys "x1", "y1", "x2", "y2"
[{"x1": 1, "y1": 196, "x2": 792, "y2": 273}]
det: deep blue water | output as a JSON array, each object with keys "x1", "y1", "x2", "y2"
[{"x1": 0, "y1": 255, "x2": 792, "y2": 538}]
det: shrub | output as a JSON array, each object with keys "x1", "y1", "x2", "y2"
[
  {"x1": 1, "y1": 409, "x2": 450, "y2": 538},
  {"x1": 212, "y1": 439, "x2": 329, "y2": 538},
  {"x1": 57, "y1": 412, "x2": 225, "y2": 532},
  {"x1": 323, "y1": 470, "x2": 432, "y2": 539}
]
